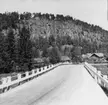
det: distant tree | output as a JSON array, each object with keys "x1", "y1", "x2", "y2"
[
  {"x1": 19, "y1": 27, "x2": 32, "y2": 71},
  {"x1": 10, "y1": 12, "x2": 19, "y2": 28},
  {"x1": 42, "y1": 13, "x2": 50, "y2": 20},
  {"x1": 66, "y1": 35, "x2": 73, "y2": 45},
  {"x1": 33, "y1": 12, "x2": 42, "y2": 19},
  {"x1": 48, "y1": 35, "x2": 61, "y2": 64},
  {"x1": 61, "y1": 36, "x2": 71, "y2": 45},
  {"x1": 56, "y1": 35, "x2": 62, "y2": 48},
  {"x1": 32, "y1": 47, "x2": 38, "y2": 58},
  {"x1": 5, "y1": 28, "x2": 16, "y2": 72},
  {"x1": 20, "y1": 14, "x2": 25, "y2": 20},
  {"x1": 24, "y1": 12, "x2": 32, "y2": 20},
  {"x1": 65, "y1": 15, "x2": 73, "y2": 21},
  {"x1": 49, "y1": 14, "x2": 55, "y2": 20},
  {"x1": 49, "y1": 35, "x2": 56, "y2": 46},
  {"x1": 56, "y1": 14, "x2": 64, "y2": 21},
  {"x1": 72, "y1": 46, "x2": 82, "y2": 62},
  {"x1": 48, "y1": 46, "x2": 61, "y2": 64},
  {"x1": 42, "y1": 40, "x2": 49, "y2": 57},
  {"x1": 0, "y1": 32, "x2": 7, "y2": 73},
  {"x1": 7, "y1": 28, "x2": 15, "y2": 60},
  {"x1": 42, "y1": 48, "x2": 48, "y2": 57}
]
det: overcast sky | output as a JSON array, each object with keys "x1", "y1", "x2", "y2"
[{"x1": 0, "y1": 0, "x2": 108, "y2": 30}]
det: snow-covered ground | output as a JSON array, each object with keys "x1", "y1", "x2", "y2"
[{"x1": 0, "y1": 64, "x2": 108, "y2": 105}]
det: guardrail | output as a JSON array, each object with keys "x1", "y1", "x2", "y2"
[
  {"x1": 0, "y1": 63, "x2": 62, "y2": 94},
  {"x1": 84, "y1": 62, "x2": 108, "y2": 89}
]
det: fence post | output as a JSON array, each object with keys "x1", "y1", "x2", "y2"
[
  {"x1": 18, "y1": 73, "x2": 21, "y2": 80},
  {"x1": 17, "y1": 73, "x2": 22, "y2": 85},
  {"x1": 25, "y1": 71, "x2": 29, "y2": 77},
  {"x1": 7, "y1": 76, "x2": 11, "y2": 83},
  {"x1": 6, "y1": 76, "x2": 12, "y2": 90},
  {"x1": 44, "y1": 66, "x2": 47, "y2": 71},
  {"x1": 97, "y1": 71, "x2": 101, "y2": 84},
  {"x1": 94, "y1": 69, "x2": 98, "y2": 82},
  {"x1": 1, "y1": 77, "x2": 8, "y2": 92},
  {"x1": 32, "y1": 70, "x2": 35, "y2": 75},
  {"x1": 103, "y1": 75, "x2": 107, "y2": 88},
  {"x1": 36, "y1": 68, "x2": 40, "y2": 75},
  {"x1": 1, "y1": 77, "x2": 7, "y2": 85}
]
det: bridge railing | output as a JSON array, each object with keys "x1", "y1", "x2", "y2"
[
  {"x1": 0, "y1": 63, "x2": 62, "y2": 94},
  {"x1": 84, "y1": 62, "x2": 108, "y2": 89}
]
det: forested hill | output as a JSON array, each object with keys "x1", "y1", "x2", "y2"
[
  {"x1": 0, "y1": 12, "x2": 108, "y2": 73},
  {"x1": 0, "y1": 12, "x2": 108, "y2": 53}
]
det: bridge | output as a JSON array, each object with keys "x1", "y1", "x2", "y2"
[{"x1": 0, "y1": 63, "x2": 108, "y2": 105}]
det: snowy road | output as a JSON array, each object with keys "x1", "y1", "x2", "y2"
[{"x1": 0, "y1": 64, "x2": 108, "y2": 105}]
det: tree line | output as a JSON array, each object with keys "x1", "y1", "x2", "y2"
[{"x1": 0, "y1": 12, "x2": 108, "y2": 73}]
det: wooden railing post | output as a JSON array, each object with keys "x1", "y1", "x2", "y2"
[
  {"x1": 94, "y1": 69, "x2": 98, "y2": 82},
  {"x1": 97, "y1": 71, "x2": 101, "y2": 84},
  {"x1": 1, "y1": 77, "x2": 7, "y2": 85},
  {"x1": 26, "y1": 71, "x2": 29, "y2": 77},
  {"x1": 32, "y1": 70, "x2": 35, "y2": 75},
  {"x1": 103, "y1": 75, "x2": 107, "y2": 87},
  {"x1": 7, "y1": 76, "x2": 11, "y2": 83},
  {"x1": 18, "y1": 73, "x2": 21, "y2": 80}
]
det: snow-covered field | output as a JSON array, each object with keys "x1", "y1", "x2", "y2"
[{"x1": 0, "y1": 64, "x2": 108, "y2": 105}]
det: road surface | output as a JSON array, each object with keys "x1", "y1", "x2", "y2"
[{"x1": 0, "y1": 64, "x2": 108, "y2": 105}]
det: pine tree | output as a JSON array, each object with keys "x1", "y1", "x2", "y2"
[
  {"x1": 19, "y1": 27, "x2": 32, "y2": 71},
  {"x1": 0, "y1": 32, "x2": 6, "y2": 73},
  {"x1": 5, "y1": 28, "x2": 15, "y2": 72}
]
